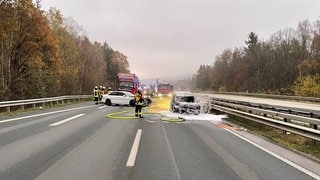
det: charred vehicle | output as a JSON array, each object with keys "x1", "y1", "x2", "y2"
[{"x1": 170, "y1": 92, "x2": 201, "y2": 115}]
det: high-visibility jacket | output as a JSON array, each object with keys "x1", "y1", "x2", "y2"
[
  {"x1": 93, "y1": 89, "x2": 99, "y2": 97},
  {"x1": 134, "y1": 93, "x2": 144, "y2": 105}
]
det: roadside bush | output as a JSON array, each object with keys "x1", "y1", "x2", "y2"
[{"x1": 292, "y1": 74, "x2": 320, "y2": 97}]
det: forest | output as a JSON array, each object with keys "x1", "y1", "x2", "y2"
[
  {"x1": 2, "y1": 1, "x2": 320, "y2": 101},
  {"x1": 193, "y1": 19, "x2": 320, "y2": 97},
  {"x1": 0, "y1": 0, "x2": 130, "y2": 100}
]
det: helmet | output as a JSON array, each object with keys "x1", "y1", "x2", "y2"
[
  {"x1": 95, "y1": 86, "x2": 98, "y2": 89},
  {"x1": 103, "y1": 86, "x2": 106, "y2": 90},
  {"x1": 108, "y1": 87, "x2": 111, "y2": 90}
]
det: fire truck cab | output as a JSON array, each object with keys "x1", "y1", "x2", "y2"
[{"x1": 117, "y1": 73, "x2": 140, "y2": 94}]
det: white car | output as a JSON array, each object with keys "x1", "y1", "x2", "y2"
[{"x1": 102, "y1": 91, "x2": 135, "y2": 106}]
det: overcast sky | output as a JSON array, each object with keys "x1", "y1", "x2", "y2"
[{"x1": 41, "y1": 0, "x2": 320, "y2": 81}]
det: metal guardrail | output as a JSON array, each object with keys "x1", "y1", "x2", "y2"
[
  {"x1": 202, "y1": 91, "x2": 320, "y2": 103},
  {"x1": 0, "y1": 95, "x2": 92, "y2": 114},
  {"x1": 209, "y1": 97, "x2": 320, "y2": 141}
]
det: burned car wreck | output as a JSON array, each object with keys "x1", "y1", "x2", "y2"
[{"x1": 170, "y1": 92, "x2": 201, "y2": 115}]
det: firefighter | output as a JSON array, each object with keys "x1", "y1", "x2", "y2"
[
  {"x1": 93, "y1": 86, "x2": 99, "y2": 104},
  {"x1": 134, "y1": 89, "x2": 144, "y2": 118},
  {"x1": 99, "y1": 86, "x2": 105, "y2": 101},
  {"x1": 106, "y1": 87, "x2": 112, "y2": 94}
]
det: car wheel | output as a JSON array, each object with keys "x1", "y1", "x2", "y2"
[{"x1": 105, "y1": 99, "x2": 111, "y2": 106}]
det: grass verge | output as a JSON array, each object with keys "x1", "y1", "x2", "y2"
[{"x1": 226, "y1": 114, "x2": 320, "y2": 161}]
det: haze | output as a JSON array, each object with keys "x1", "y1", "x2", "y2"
[{"x1": 41, "y1": 0, "x2": 320, "y2": 81}]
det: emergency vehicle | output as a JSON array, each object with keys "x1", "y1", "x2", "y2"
[
  {"x1": 117, "y1": 73, "x2": 140, "y2": 94},
  {"x1": 157, "y1": 82, "x2": 173, "y2": 97}
]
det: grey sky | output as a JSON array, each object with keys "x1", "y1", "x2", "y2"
[{"x1": 41, "y1": 0, "x2": 320, "y2": 81}]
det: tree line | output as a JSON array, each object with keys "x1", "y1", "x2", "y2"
[
  {"x1": 193, "y1": 18, "x2": 320, "y2": 97},
  {"x1": 0, "y1": 0, "x2": 130, "y2": 100}
]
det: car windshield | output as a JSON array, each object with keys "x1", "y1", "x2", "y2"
[
  {"x1": 177, "y1": 96, "x2": 195, "y2": 103},
  {"x1": 119, "y1": 82, "x2": 133, "y2": 88},
  {"x1": 158, "y1": 85, "x2": 172, "y2": 90}
]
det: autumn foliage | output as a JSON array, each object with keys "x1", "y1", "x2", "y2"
[
  {"x1": 0, "y1": 0, "x2": 130, "y2": 100},
  {"x1": 193, "y1": 20, "x2": 320, "y2": 97}
]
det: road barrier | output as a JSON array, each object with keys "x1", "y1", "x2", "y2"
[
  {"x1": 209, "y1": 97, "x2": 320, "y2": 141},
  {"x1": 0, "y1": 95, "x2": 91, "y2": 114},
  {"x1": 202, "y1": 91, "x2": 320, "y2": 103}
]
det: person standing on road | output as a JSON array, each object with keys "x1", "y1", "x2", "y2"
[
  {"x1": 107, "y1": 87, "x2": 112, "y2": 94},
  {"x1": 134, "y1": 89, "x2": 144, "y2": 118},
  {"x1": 99, "y1": 86, "x2": 105, "y2": 101},
  {"x1": 93, "y1": 86, "x2": 99, "y2": 105}
]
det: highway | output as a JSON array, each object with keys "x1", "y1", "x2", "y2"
[{"x1": 0, "y1": 102, "x2": 319, "y2": 180}]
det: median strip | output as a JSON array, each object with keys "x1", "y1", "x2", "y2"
[{"x1": 49, "y1": 114, "x2": 85, "y2": 126}]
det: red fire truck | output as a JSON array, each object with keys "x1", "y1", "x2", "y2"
[
  {"x1": 157, "y1": 82, "x2": 173, "y2": 97},
  {"x1": 117, "y1": 73, "x2": 140, "y2": 94}
]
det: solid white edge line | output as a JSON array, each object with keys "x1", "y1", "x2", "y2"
[
  {"x1": 223, "y1": 127, "x2": 320, "y2": 179},
  {"x1": 126, "y1": 129, "x2": 142, "y2": 167},
  {"x1": 49, "y1": 114, "x2": 85, "y2": 126}
]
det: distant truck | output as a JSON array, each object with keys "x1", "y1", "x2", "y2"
[
  {"x1": 117, "y1": 73, "x2": 140, "y2": 94},
  {"x1": 157, "y1": 82, "x2": 173, "y2": 97}
]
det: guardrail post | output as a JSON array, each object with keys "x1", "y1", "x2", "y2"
[
  {"x1": 33, "y1": 104, "x2": 36, "y2": 109},
  {"x1": 21, "y1": 105, "x2": 25, "y2": 111},
  {"x1": 6, "y1": 106, "x2": 10, "y2": 114},
  {"x1": 310, "y1": 124, "x2": 318, "y2": 129},
  {"x1": 42, "y1": 102, "x2": 45, "y2": 108},
  {"x1": 310, "y1": 124, "x2": 318, "y2": 144},
  {"x1": 283, "y1": 118, "x2": 290, "y2": 134},
  {"x1": 50, "y1": 101, "x2": 53, "y2": 107},
  {"x1": 284, "y1": 118, "x2": 290, "y2": 123}
]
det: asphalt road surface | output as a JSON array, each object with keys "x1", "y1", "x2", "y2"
[{"x1": 0, "y1": 102, "x2": 319, "y2": 180}]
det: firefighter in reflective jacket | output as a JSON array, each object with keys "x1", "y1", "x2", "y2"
[
  {"x1": 134, "y1": 89, "x2": 144, "y2": 118},
  {"x1": 93, "y1": 86, "x2": 99, "y2": 104}
]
